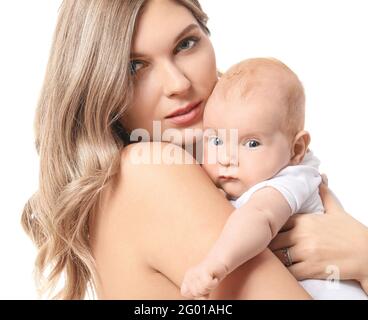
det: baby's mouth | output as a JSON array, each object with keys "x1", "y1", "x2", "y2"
[
  {"x1": 219, "y1": 176, "x2": 236, "y2": 180},
  {"x1": 218, "y1": 175, "x2": 238, "y2": 181}
]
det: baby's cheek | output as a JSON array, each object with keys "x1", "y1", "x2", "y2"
[
  {"x1": 252, "y1": 159, "x2": 279, "y2": 182},
  {"x1": 202, "y1": 162, "x2": 219, "y2": 183},
  {"x1": 238, "y1": 159, "x2": 267, "y2": 187}
]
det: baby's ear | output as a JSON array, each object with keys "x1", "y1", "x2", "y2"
[{"x1": 290, "y1": 130, "x2": 311, "y2": 165}]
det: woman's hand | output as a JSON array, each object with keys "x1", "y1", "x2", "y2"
[{"x1": 269, "y1": 180, "x2": 368, "y2": 294}]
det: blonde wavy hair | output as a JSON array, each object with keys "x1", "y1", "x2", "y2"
[{"x1": 21, "y1": 0, "x2": 210, "y2": 299}]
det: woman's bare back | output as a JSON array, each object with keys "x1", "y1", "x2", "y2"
[{"x1": 89, "y1": 172, "x2": 184, "y2": 299}]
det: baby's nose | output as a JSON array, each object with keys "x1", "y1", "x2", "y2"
[
  {"x1": 218, "y1": 151, "x2": 238, "y2": 167},
  {"x1": 218, "y1": 153, "x2": 231, "y2": 166}
]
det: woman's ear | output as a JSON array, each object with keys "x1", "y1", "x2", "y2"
[{"x1": 290, "y1": 130, "x2": 311, "y2": 165}]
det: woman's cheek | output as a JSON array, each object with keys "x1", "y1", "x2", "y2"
[
  {"x1": 186, "y1": 43, "x2": 217, "y2": 94},
  {"x1": 199, "y1": 49, "x2": 217, "y2": 91},
  {"x1": 126, "y1": 77, "x2": 160, "y2": 132}
]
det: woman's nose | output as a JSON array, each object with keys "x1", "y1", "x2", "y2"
[{"x1": 160, "y1": 62, "x2": 191, "y2": 97}]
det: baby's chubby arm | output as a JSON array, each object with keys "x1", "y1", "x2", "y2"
[
  {"x1": 181, "y1": 186, "x2": 292, "y2": 299},
  {"x1": 211, "y1": 187, "x2": 292, "y2": 275}
]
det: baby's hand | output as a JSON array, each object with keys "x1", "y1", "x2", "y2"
[{"x1": 180, "y1": 259, "x2": 229, "y2": 300}]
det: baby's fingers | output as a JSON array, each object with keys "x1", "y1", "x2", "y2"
[
  {"x1": 180, "y1": 282, "x2": 191, "y2": 297},
  {"x1": 181, "y1": 272, "x2": 218, "y2": 299},
  {"x1": 192, "y1": 274, "x2": 219, "y2": 297},
  {"x1": 180, "y1": 270, "x2": 204, "y2": 298}
]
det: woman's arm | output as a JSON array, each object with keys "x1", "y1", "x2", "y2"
[
  {"x1": 117, "y1": 142, "x2": 311, "y2": 299},
  {"x1": 270, "y1": 182, "x2": 368, "y2": 294}
]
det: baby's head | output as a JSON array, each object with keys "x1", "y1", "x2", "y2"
[{"x1": 203, "y1": 58, "x2": 310, "y2": 199}]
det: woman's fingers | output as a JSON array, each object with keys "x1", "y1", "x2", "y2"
[
  {"x1": 319, "y1": 183, "x2": 344, "y2": 214},
  {"x1": 360, "y1": 279, "x2": 368, "y2": 295},
  {"x1": 287, "y1": 262, "x2": 312, "y2": 280},
  {"x1": 269, "y1": 230, "x2": 297, "y2": 251},
  {"x1": 279, "y1": 214, "x2": 298, "y2": 232},
  {"x1": 273, "y1": 245, "x2": 303, "y2": 265},
  {"x1": 288, "y1": 262, "x2": 327, "y2": 281},
  {"x1": 320, "y1": 173, "x2": 328, "y2": 186}
]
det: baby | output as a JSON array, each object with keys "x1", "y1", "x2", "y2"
[{"x1": 180, "y1": 58, "x2": 368, "y2": 300}]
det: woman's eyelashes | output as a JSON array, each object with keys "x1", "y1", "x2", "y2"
[
  {"x1": 130, "y1": 60, "x2": 145, "y2": 75},
  {"x1": 173, "y1": 36, "x2": 200, "y2": 54},
  {"x1": 129, "y1": 36, "x2": 201, "y2": 75}
]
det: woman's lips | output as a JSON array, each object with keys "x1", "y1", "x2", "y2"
[{"x1": 165, "y1": 101, "x2": 203, "y2": 126}]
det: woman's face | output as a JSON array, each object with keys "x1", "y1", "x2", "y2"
[{"x1": 123, "y1": 0, "x2": 217, "y2": 144}]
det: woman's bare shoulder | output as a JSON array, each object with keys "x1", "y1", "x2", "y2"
[
  {"x1": 116, "y1": 142, "x2": 234, "y2": 275},
  {"x1": 95, "y1": 142, "x2": 310, "y2": 299},
  {"x1": 119, "y1": 141, "x2": 204, "y2": 178}
]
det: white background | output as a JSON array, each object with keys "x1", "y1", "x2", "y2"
[{"x1": 0, "y1": 0, "x2": 367, "y2": 299}]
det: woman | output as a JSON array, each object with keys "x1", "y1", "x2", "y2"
[{"x1": 21, "y1": 0, "x2": 368, "y2": 299}]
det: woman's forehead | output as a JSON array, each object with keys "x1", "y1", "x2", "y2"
[{"x1": 131, "y1": 0, "x2": 199, "y2": 57}]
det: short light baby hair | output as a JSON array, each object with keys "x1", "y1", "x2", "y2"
[{"x1": 217, "y1": 57, "x2": 306, "y2": 138}]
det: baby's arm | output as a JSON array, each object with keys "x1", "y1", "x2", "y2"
[{"x1": 181, "y1": 186, "x2": 292, "y2": 299}]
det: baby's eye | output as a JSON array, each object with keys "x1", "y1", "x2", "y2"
[
  {"x1": 130, "y1": 60, "x2": 145, "y2": 75},
  {"x1": 243, "y1": 140, "x2": 260, "y2": 149},
  {"x1": 208, "y1": 136, "x2": 223, "y2": 146}
]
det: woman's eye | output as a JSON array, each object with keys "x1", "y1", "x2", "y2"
[
  {"x1": 208, "y1": 136, "x2": 223, "y2": 146},
  {"x1": 175, "y1": 36, "x2": 200, "y2": 54},
  {"x1": 243, "y1": 140, "x2": 260, "y2": 148},
  {"x1": 130, "y1": 60, "x2": 144, "y2": 75}
]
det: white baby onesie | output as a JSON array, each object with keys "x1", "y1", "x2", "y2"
[{"x1": 230, "y1": 150, "x2": 368, "y2": 300}]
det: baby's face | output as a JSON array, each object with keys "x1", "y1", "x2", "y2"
[{"x1": 203, "y1": 88, "x2": 292, "y2": 199}]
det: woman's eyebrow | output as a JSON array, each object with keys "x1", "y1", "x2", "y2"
[
  {"x1": 173, "y1": 23, "x2": 200, "y2": 44},
  {"x1": 130, "y1": 23, "x2": 200, "y2": 58}
]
